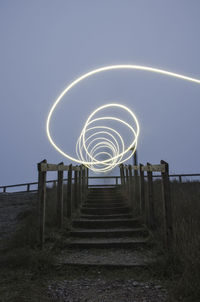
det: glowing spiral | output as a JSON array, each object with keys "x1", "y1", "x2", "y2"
[
  {"x1": 75, "y1": 103, "x2": 139, "y2": 172},
  {"x1": 46, "y1": 64, "x2": 200, "y2": 172}
]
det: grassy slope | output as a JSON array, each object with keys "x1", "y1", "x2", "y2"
[{"x1": 0, "y1": 182, "x2": 200, "y2": 301}]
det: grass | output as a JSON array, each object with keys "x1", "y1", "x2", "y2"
[
  {"x1": 151, "y1": 180, "x2": 200, "y2": 301},
  {"x1": 0, "y1": 181, "x2": 200, "y2": 301}
]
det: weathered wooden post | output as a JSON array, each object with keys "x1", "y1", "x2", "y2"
[
  {"x1": 82, "y1": 166, "x2": 86, "y2": 203},
  {"x1": 120, "y1": 164, "x2": 125, "y2": 196},
  {"x1": 147, "y1": 162, "x2": 155, "y2": 229},
  {"x1": 79, "y1": 165, "x2": 82, "y2": 206},
  {"x1": 125, "y1": 165, "x2": 129, "y2": 200},
  {"x1": 86, "y1": 167, "x2": 89, "y2": 191},
  {"x1": 74, "y1": 166, "x2": 78, "y2": 210},
  {"x1": 161, "y1": 160, "x2": 173, "y2": 250},
  {"x1": 133, "y1": 150, "x2": 139, "y2": 202},
  {"x1": 128, "y1": 165, "x2": 133, "y2": 210},
  {"x1": 57, "y1": 162, "x2": 64, "y2": 228},
  {"x1": 139, "y1": 164, "x2": 145, "y2": 215},
  {"x1": 71, "y1": 169, "x2": 75, "y2": 215},
  {"x1": 38, "y1": 159, "x2": 47, "y2": 248},
  {"x1": 27, "y1": 184, "x2": 30, "y2": 192},
  {"x1": 66, "y1": 164, "x2": 72, "y2": 219}
]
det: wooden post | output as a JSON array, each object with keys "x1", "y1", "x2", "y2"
[
  {"x1": 139, "y1": 164, "x2": 145, "y2": 215},
  {"x1": 57, "y1": 162, "x2": 64, "y2": 228},
  {"x1": 3, "y1": 187, "x2": 6, "y2": 193},
  {"x1": 79, "y1": 166, "x2": 82, "y2": 206},
  {"x1": 84, "y1": 166, "x2": 88, "y2": 199},
  {"x1": 38, "y1": 159, "x2": 47, "y2": 248},
  {"x1": 133, "y1": 151, "x2": 139, "y2": 201},
  {"x1": 74, "y1": 167, "x2": 78, "y2": 209},
  {"x1": 179, "y1": 175, "x2": 182, "y2": 183},
  {"x1": 161, "y1": 160, "x2": 173, "y2": 250},
  {"x1": 128, "y1": 165, "x2": 133, "y2": 210},
  {"x1": 86, "y1": 167, "x2": 89, "y2": 190},
  {"x1": 82, "y1": 166, "x2": 86, "y2": 203},
  {"x1": 27, "y1": 184, "x2": 30, "y2": 192},
  {"x1": 116, "y1": 177, "x2": 118, "y2": 186},
  {"x1": 66, "y1": 164, "x2": 72, "y2": 219},
  {"x1": 125, "y1": 166, "x2": 129, "y2": 199},
  {"x1": 147, "y1": 162, "x2": 155, "y2": 229},
  {"x1": 120, "y1": 164, "x2": 125, "y2": 195}
]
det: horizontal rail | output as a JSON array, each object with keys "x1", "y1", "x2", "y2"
[
  {"x1": 38, "y1": 162, "x2": 83, "y2": 172},
  {"x1": 1, "y1": 174, "x2": 200, "y2": 193}
]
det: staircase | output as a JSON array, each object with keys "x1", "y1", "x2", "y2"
[
  {"x1": 70, "y1": 187, "x2": 150, "y2": 248},
  {"x1": 58, "y1": 187, "x2": 156, "y2": 267}
]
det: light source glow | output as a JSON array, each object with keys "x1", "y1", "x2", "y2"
[{"x1": 46, "y1": 64, "x2": 200, "y2": 172}]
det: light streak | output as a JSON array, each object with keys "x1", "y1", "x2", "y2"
[{"x1": 46, "y1": 64, "x2": 200, "y2": 172}]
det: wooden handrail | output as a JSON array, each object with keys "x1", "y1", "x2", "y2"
[{"x1": 1, "y1": 173, "x2": 200, "y2": 193}]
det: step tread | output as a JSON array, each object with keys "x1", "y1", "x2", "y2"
[
  {"x1": 74, "y1": 217, "x2": 140, "y2": 222},
  {"x1": 70, "y1": 227, "x2": 147, "y2": 233},
  {"x1": 57, "y1": 248, "x2": 157, "y2": 267},
  {"x1": 65, "y1": 237, "x2": 150, "y2": 244},
  {"x1": 80, "y1": 214, "x2": 133, "y2": 219}
]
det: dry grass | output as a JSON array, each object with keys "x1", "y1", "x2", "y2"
[
  {"x1": 1, "y1": 181, "x2": 200, "y2": 301},
  {"x1": 152, "y1": 180, "x2": 200, "y2": 301}
]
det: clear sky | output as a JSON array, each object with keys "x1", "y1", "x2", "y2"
[{"x1": 1, "y1": 0, "x2": 200, "y2": 185}]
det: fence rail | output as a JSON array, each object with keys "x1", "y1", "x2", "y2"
[{"x1": 1, "y1": 174, "x2": 200, "y2": 193}]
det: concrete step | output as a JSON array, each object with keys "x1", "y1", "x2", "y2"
[
  {"x1": 87, "y1": 195, "x2": 121, "y2": 199},
  {"x1": 82, "y1": 203, "x2": 127, "y2": 208},
  {"x1": 80, "y1": 214, "x2": 133, "y2": 219},
  {"x1": 81, "y1": 207, "x2": 131, "y2": 215},
  {"x1": 86, "y1": 198, "x2": 124, "y2": 204},
  {"x1": 87, "y1": 193, "x2": 121, "y2": 197},
  {"x1": 61, "y1": 237, "x2": 150, "y2": 249},
  {"x1": 56, "y1": 247, "x2": 157, "y2": 267},
  {"x1": 89, "y1": 188, "x2": 117, "y2": 192},
  {"x1": 69, "y1": 227, "x2": 149, "y2": 238},
  {"x1": 72, "y1": 217, "x2": 141, "y2": 229}
]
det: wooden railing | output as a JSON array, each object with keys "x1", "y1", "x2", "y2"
[
  {"x1": 119, "y1": 160, "x2": 173, "y2": 250},
  {"x1": 1, "y1": 174, "x2": 199, "y2": 193},
  {"x1": 37, "y1": 159, "x2": 88, "y2": 248}
]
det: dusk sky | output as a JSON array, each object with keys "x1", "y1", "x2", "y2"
[{"x1": 1, "y1": 1, "x2": 200, "y2": 186}]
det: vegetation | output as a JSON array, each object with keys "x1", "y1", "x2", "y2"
[
  {"x1": 0, "y1": 181, "x2": 199, "y2": 301},
  {"x1": 152, "y1": 180, "x2": 200, "y2": 302}
]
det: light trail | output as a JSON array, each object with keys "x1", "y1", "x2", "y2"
[{"x1": 46, "y1": 64, "x2": 200, "y2": 172}]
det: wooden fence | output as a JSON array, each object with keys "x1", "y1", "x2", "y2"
[
  {"x1": 119, "y1": 160, "x2": 173, "y2": 250},
  {"x1": 1, "y1": 159, "x2": 200, "y2": 250},
  {"x1": 37, "y1": 159, "x2": 88, "y2": 248},
  {"x1": 1, "y1": 173, "x2": 199, "y2": 193}
]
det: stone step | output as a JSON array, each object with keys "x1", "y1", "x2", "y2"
[
  {"x1": 87, "y1": 193, "x2": 119, "y2": 199},
  {"x1": 86, "y1": 198, "x2": 124, "y2": 204},
  {"x1": 56, "y1": 247, "x2": 157, "y2": 267},
  {"x1": 80, "y1": 213, "x2": 133, "y2": 219},
  {"x1": 69, "y1": 227, "x2": 149, "y2": 238},
  {"x1": 72, "y1": 218, "x2": 141, "y2": 229},
  {"x1": 87, "y1": 193, "x2": 122, "y2": 199},
  {"x1": 89, "y1": 188, "x2": 117, "y2": 191},
  {"x1": 82, "y1": 202, "x2": 127, "y2": 208},
  {"x1": 81, "y1": 207, "x2": 131, "y2": 215},
  {"x1": 61, "y1": 237, "x2": 150, "y2": 249}
]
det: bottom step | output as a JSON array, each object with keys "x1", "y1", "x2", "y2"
[
  {"x1": 61, "y1": 237, "x2": 151, "y2": 249},
  {"x1": 57, "y1": 247, "x2": 158, "y2": 267}
]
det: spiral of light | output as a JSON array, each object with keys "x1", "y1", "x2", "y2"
[
  {"x1": 46, "y1": 64, "x2": 200, "y2": 172},
  {"x1": 76, "y1": 103, "x2": 139, "y2": 172}
]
